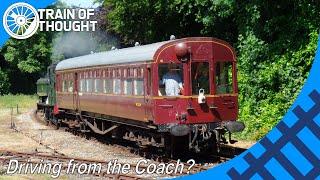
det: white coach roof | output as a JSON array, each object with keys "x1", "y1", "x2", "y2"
[{"x1": 55, "y1": 41, "x2": 169, "y2": 71}]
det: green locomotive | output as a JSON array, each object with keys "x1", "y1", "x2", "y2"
[{"x1": 36, "y1": 62, "x2": 59, "y2": 126}]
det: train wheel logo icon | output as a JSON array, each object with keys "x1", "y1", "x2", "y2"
[{"x1": 3, "y1": 3, "x2": 39, "y2": 39}]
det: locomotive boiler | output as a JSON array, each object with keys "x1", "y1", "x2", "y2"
[{"x1": 37, "y1": 37, "x2": 245, "y2": 156}]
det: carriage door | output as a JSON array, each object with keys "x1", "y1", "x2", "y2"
[
  {"x1": 73, "y1": 72, "x2": 79, "y2": 110},
  {"x1": 145, "y1": 66, "x2": 152, "y2": 120},
  {"x1": 214, "y1": 61, "x2": 238, "y2": 120}
]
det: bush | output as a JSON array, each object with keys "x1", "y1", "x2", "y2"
[{"x1": 0, "y1": 69, "x2": 10, "y2": 95}]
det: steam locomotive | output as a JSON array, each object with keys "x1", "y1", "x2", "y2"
[{"x1": 36, "y1": 37, "x2": 245, "y2": 156}]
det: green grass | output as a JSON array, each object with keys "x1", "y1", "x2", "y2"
[{"x1": 0, "y1": 94, "x2": 37, "y2": 109}]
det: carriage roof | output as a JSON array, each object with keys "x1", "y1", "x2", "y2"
[{"x1": 55, "y1": 41, "x2": 169, "y2": 71}]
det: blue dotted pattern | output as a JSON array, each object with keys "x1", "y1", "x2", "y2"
[
  {"x1": 227, "y1": 90, "x2": 320, "y2": 179},
  {"x1": 183, "y1": 36, "x2": 320, "y2": 179}
]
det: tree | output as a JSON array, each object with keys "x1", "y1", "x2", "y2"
[
  {"x1": 103, "y1": 0, "x2": 237, "y2": 45},
  {"x1": 0, "y1": 30, "x2": 54, "y2": 94}
]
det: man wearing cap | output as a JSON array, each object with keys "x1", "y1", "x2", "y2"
[{"x1": 162, "y1": 64, "x2": 183, "y2": 96}]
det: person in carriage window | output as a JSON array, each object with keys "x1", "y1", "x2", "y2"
[
  {"x1": 162, "y1": 64, "x2": 183, "y2": 96},
  {"x1": 192, "y1": 62, "x2": 209, "y2": 94}
]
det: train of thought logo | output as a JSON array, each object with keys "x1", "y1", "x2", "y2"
[
  {"x1": 3, "y1": 2, "x2": 40, "y2": 39},
  {"x1": 3, "y1": 2, "x2": 97, "y2": 40}
]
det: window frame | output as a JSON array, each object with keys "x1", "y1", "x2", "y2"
[
  {"x1": 214, "y1": 61, "x2": 234, "y2": 94},
  {"x1": 191, "y1": 61, "x2": 210, "y2": 95}
]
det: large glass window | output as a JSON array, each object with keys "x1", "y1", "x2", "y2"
[
  {"x1": 134, "y1": 79, "x2": 144, "y2": 95},
  {"x1": 68, "y1": 81, "x2": 74, "y2": 92},
  {"x1": 158, "y1": 64, "x2": 183, "y2": 96},
  {"x1": 192, "y1": 62, "x2": 209, "y2": 95},
  {"x1": 103, "y1": 79, "x2": 113, "y2": 94},
  {"x1": 113, "y1": 79, "x2": 121, "y2": 94},
  {"x1": 124, "y1": 79, "x2": 133, "y2": 95},
  {"x1": 215, "y1": 61, "x2": 233, "y2": 94},
  {"x1": 62, "y1": 80, "x2": 67, "y2": 92},
  {"x1": 94, "y1": 79, "x2": 103, "y2": 93},
  {"x1": 86, "y1": 79, "x2": 94, "y2": 92},
  {"x1": 79, "y1": 79, "x2": 86, "y2": 92}
]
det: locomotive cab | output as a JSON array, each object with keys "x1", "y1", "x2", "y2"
[
  {"x1": 36, "y1": 62, "x2": 58, "y2": 125},
  {"x1": 36, "y1": 78, "x2": 50, "y2": 104}
]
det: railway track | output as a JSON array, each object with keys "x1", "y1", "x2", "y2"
[
  {"x1": 11, "y1": 125, "x2": 65, "y2": 157},
  {"x1": 4, "y1": 109, "x2": 248, "y2": 178},
  {"x1": 32, "y1": 110, "x2": 247, "y2": 171}
]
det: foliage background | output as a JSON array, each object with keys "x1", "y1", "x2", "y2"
[{"x1": 0, "y1": 0, "x2": 319, "y2": 139}]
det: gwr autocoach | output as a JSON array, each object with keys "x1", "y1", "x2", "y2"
[{"x1": 37, "y1": 37, "x2": 245, "y2": 155}]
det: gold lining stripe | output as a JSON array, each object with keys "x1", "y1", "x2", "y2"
[
  {"x1": 152, "y1": 94, "x2": 237, "y2": 99},
  {"x1": 56, "y1": 92, "x2": 237, "y2": 99}
]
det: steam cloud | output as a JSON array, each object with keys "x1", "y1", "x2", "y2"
[
  {"x1": 51, "y1": 31, "x2": 119, "y2": 62},
  {"x1": 49, "y1": 4, "x2": 119, "y2": 62}
]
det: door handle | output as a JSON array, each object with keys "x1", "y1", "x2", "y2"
[{"x1": 223, "y1": 101, "x2": 235, "y2": 109}]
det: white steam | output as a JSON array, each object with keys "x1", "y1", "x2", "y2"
[{"x1": 51, "y1": 31, "x2": 119, "y2": 62}]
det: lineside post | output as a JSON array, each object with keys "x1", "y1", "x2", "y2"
[{"x1": 10, "y1": 107, "x2": 14, "y2": 129}]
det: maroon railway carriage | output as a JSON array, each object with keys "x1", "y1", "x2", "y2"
[{"x1": 54, "y1": 37, "x2": 244, "y2": 154}]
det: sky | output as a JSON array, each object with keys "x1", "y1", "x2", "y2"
[{"x1": 60, "y1": 0, "x2": 100, "y2": 8}]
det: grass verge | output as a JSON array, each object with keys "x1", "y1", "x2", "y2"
[{"x1": 0, "y1": 94, "x2": 37, "y2": 109}]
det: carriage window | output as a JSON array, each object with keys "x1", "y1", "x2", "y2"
[
  {"x1": 61, "y1": 80, "x2": 64, "y2": 92},
  {"x1": 79, "y1": 79, "x2": 86, "y2": 92},
  {"x1": 113, "y1": 79, "x2": 121, "y2": 94},
  {"x1": 94, "y1": 79, "x2": 103, "y2": 93},
  {"x1": 215, "y1": 61, "x2": 233, "y2": 94},
  {"x1": 124, "y1": 79, "x2": 133, "y2": 95},
  {"x1": 192, "y1": 62, "x2": 209, "y2": 95},
  {"x1": 158, "y1": 64, "x2": 183, "y2": 96},
  {"x1": 68, "y1": 81, "x2": 74, "y2": 92},
  {"x1": 79, "y1": 79, "x2": 81, "y2": 92},
  {"x1": 86, "y1": 79, "x2": 89, "y2": 92},
  {"x1": 62, "y1": 80, "x2": 68, "y2": 92},
  {"x1": 134, "y1": 79, "x2": 144, "y2": 95},
  {"x1": 104, "y1": 79, "x2": 113, "y2": 94},
  {"x1": 94, "y1": 79, "x2": 98, "y2": 93},
  {"x1": 86, "y1": 79, "x2": 94, "y2": 92}
]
